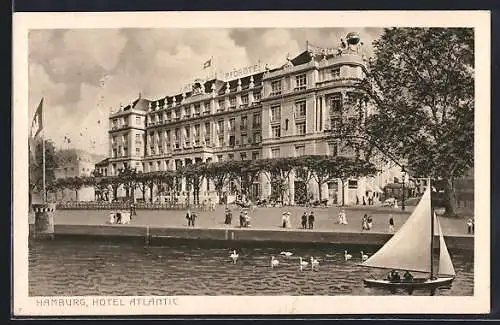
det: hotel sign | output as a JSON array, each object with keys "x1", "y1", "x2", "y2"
[
  {"x1": 222, "y1": 63, "x2": 262, "y2": 81},
  {"x1": 307, "y1": 43, "x2": 339, "y2": 56}
]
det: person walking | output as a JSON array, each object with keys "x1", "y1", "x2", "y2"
[
  {"x1": 190, "y1": 212, "x2": 197, "y2": 227},
  {"x1": 466, "y1": 218, "x2": 474, "y2": 234},
  {"x1": 282, "y1": 212, "x2": 287, "y2": 228},
  {"x1": 362, "y1": 214, "x2": 368, "y2": 230},
  {"x1": 186, "y1": 209, "x2": 192, "y2": 227},
  {"x1": 367, "y1": 215, "x2": 373, "y2": 230},
  {"x1": 301, "y1": 211, "x2": 308, "y2": 229},
  {"x1": 389, "y1": 216, "x2": 395, "y2": 233},
  {"x1": 308, "y1": 211, "x2": 315, "y2": 229}
]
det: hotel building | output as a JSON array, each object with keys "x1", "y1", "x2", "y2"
[{"x1": 106, "y1": 33, "x2": 404, "y2": 204}]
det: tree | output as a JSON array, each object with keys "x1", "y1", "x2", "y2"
[
  {"x1": 335, "y1": 28, "x2": 473, "y2": 216},
  {"x1": 234, "y1": 160, "x2": 263, "y2": 201},
  {"x1": 65, "y1": 176, "x2": 85, "y2": 201},
  {"x1": 261, "y1": 157, "x2": 297, "y2": 205},
  {"x1": 297, "y1": 155, "x2": 337, "y2": 202},
  {"x1": 118, "y1": 164, "x2": 138, "y2": 200},
  {"x1": 204, "y1": 161, "x2": 234, "y2": 205},
  {"x1": 29, "y1": 138, "x2": 58, "y2": 200},
  {"x1": 180, "y1": 163, "x2": 206, "y2": 206}
]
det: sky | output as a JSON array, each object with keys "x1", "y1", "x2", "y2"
[{"x1": 28, "y1": 27, "x2": 383, "y2": 156}]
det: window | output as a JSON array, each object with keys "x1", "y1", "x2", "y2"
[
  {"x1": 112, "y1": 148, "x2": 117, "y2": 158},
  {"x1": 241, "y1": 116, "x2": 248, "y2": 130},
  {"x1": 194, "y1": 124, "x2": 200, "y2": 137},
  {"x1": 194, "y1": 104, "x2": 200, "y2": 116},
  {"x1": 204, "y1": 122, "x2": 211, "y2": 140},
  {"x1": 331, "y1": 68, "x2": 341, "y2": 79},
  {"x1": 218, "y1": 135, "x2": 224, "y2": 147},
  {"x1": 229, "y1": 135, "x2": 235, "y2": 147},
  {"x1": 272, "y1": 125, "x2": 281, "y2": 139},
  {"x1": 240, "y1": 152, "x2": 247, "y2": 161},
  {"x1": 253, "y1": 91, "x2": 262, "y2": 102},
  {"x1": 229, "y1": 118, "x2": 235, "y2": 132},
  {"x1": 329, "y1": 142, "x2": 338, "y2": 156},
  {"x1": 331, "y1": 117, "x2": 342, "y2": 130},
  {"x1": 112, "y1": 136, "x2": 116, "y2": 145},
  {"x1": 135, "y1": 134, "x2": 141, "y2": 142},
  {"x1": 157, "y1": 161, "x2": 162, "y2": 171},
  {"x1": 295, "y1": 145, "x2": 305, "y2": 157},
  {"x1": 271, "y1": 148, "x2": 280, "y2": 158},
  {"x1": 241, "y1": 135, "x2": 248, "y2": 145},
  {"x1": 348, "y1": 180, "x2": 358, "y2": 189},
  {"x1": 271, "y1": 80, "x2": 282, "y2": 96},
  {"x1": 166, "y1": 112, "x2": 171, "y2": 122},
  {"x1": 295, "y1": 74, "x2": 307, "y2": 91},
  {"x1": 228, "y1": 154, "x2": 234, "y2": 160},
  {"x1": 217, "y1": 155, "x2": 223, "y2": 162},
  {"x1": 203, "y1": 101, "x2": 210, "y2": 114},
  {"x1": 241, "y1": 94, "x2": 249, "y2": 108},
  {"x1": 218, "y1": 99, "x2": 225, "y2": 111},
  {"x1": 135, "y1": 116, "x2": 141, "y2": 124},
  {"x1": 295, "y1": 100, "x2": 306, "y2": 118},
  {"x1": 330, "y1": 94, "x2": 342, "y2": 113},
  {"x1": 122, "y1": 134, "x2": 127, "y2": 143},
  {"x1": 136, "y1": 147, "x2": 141, "y2": 155},
  {"x1": 229, "y1": 97, "x2": 236, "y2": 109},
  {"x1": 174, "y1": 109, "x2": 180, "y2": 120},
  {"x1": 165, "y1": 130, "x2": 170, "y2": 143},
  {"x1": 252, "y1": 151, "x2": 259, "y2": 160},
  {"x1": 296, "y1": 122, "x2": 306, "y2": 135},
  {"x1": 184, "y1": 107, "x2": 191, "y2": 118},
  {"x1": 253, "y1": 113, "x2": 261, "y2": 128},
  {"x1": 254, "y1": 131, "x2": 261, "y2": 143},
  {"x1": 270, "y1": 105, "x2": 281, "y2": 122}
]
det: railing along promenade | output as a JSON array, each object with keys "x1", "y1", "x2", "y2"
[{"x1": 55, "y1": 201, "x2": 200, "y2": 210}]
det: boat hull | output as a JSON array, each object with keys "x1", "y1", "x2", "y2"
[{"x1": 363, "y1": 276, "x2": 454, "y2": 289}]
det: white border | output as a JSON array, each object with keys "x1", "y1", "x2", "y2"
[{"x1": 12, "y1": 10, "x2": 491, "y2": 315}]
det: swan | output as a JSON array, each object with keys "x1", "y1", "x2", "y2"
[
  {"x1": 230, "y1": 250, "x2": 239, "y2": 264},
  {"x1": 361, "y1": 251, "x2": 369, "y2": 261},
  {"x1": 299, "y1": 257, "x2": 309, "y2": 271},
  {"x1": 344, "y1": 250, "x2": 352, "y2": 261},
  {"x1": 310, "y1": 256, "x2": 320, "y2": 270},
  {"x1": 280, "y1": 251, "x2": 293, "y2": 257},
  {"x1": 271, "y1": 256, "x2": 279, "y2": 268}
]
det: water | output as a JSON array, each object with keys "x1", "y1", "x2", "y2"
[{"x1": 29, "y1": 238, "x2": 474, "y2": 296}]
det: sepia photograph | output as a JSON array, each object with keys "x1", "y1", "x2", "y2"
[{"x1": 13, "y1": 11, "x2": 490, "y2": 315}]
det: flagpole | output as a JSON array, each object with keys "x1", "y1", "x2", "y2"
[{"x1": 42, "y1": 124, "x2": 46, "y2": 204}]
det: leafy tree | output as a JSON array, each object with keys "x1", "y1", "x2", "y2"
[
  {"x1": 180, "y1": 163, "x2": 206, "y2": 206},
  {"x1": 234, "y1": 160, "x2": 263, "y2": 201},
  {"x1": 333, "y1": 28, "x2": 473, "y2": 216},
  {"x1": 261, "y1": 157, "x2": 298, "y2": 205},
  {"x1": 118, "y1": 164, "x2": 138, "y2": 200},
  {"x1": 29, "y1": 138, "x2": 58, "y2": 200},
  {"x1": 204, "y1": 161, "x2": 234, "y2": 205}
]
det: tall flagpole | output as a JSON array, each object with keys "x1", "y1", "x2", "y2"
[{"x1": 42, "y1": 103, "x2": 46, "y2": 204}]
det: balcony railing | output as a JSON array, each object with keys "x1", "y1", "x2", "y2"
[
  {"x1": 294, "y1": 86, "x2": 306, "y2": 91},
  {"x1": 270, "y1": 91, "x2": 282, "y2": 96}
]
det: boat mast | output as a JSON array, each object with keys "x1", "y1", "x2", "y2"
[{"x1": 429, "y1": 177, "x2": 434, "y2": 280}]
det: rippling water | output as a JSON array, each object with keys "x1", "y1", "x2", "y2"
[{"x1": 29, "y1": 238, "x2": 474, "y2": 296}]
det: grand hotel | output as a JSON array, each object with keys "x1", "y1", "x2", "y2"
[{"x1": 103, "y1": 33, "x2": 405, "y2": 205}]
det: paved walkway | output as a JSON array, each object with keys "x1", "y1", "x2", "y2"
[{"x1": 31, "y1": 204, "x2": 472, "y2": 236}]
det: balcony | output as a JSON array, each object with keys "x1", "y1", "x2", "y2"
[
  {"x1": 294, "y1": 86, "x2": 307, "y2": 92},
  {"x1": 270, "y1": 91, "x2": 282, "y2": 96},
  {"x1": 240, "y1": 104, "x2": 249, "y2": 109},
  {"x1": 229, "y1": 105, "x2": 236, "y2": 110},
  {"x1": 203, "y1": 110, "x2": 210, "y2": 115}
]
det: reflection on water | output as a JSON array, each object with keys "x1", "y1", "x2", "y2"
[{"x1": 29, "y1": 238, "x2": 474, "y2": 296}]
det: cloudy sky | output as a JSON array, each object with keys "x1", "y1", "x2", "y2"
[{"x1": 28, "y1": 27, "x2": 382, "y2": 156}]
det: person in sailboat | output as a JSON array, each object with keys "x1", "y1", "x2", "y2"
[
  {"x1": 403, "y1": 270, "x2": 414, "y2": 281},
  {"x1": 387, "y1": 270, "x2": 401, "y2": 282}
]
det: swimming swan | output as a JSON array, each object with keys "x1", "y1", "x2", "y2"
[
  {"x1": 271, "y1": 256, "x2": 279, "y2": 268},
  {"x1": 310, "y1": 257, "x2": 320, "y2": 270},
  {"x1": 344, "y1": 250, "x2": 352, "y2": 261},
  {"x1": 280, "y1": 251, "x2": 293, "y2": 257},
  {"x1": 230, "y1": 250, "x2": 239, "y2": 264},
  {"x1": 299, "y1": 257, "x2": 309, "y2": 271},
  {"x1": 361, "y1": 251, "x2": 369, "y2": 261}
]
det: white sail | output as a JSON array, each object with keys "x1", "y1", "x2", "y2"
[
  {"x1": 436, "y1": 213, "x2": 456, "y2": 276},
  {"x1": 361, "y1": 186, "x2": 433, "y2": 273}
]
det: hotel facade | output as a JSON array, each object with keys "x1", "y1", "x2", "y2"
[{"x1": 105, "y1": 33, "x2": 404, "y2": 205}]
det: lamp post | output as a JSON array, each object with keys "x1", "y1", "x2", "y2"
[{"x1": 401, "y1": 165, "x2": 406, "y2": 211}]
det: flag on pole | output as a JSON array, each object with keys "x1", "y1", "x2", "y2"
[
  {"x1": 29, "y1": 98, "x2": 44, "y2": 164},
  {"x1": 203, "y1": 58, "x2": 212, "y2": 69},
  {"x1": 30, "y1": 98, "x2": 44, "y2": 138}
]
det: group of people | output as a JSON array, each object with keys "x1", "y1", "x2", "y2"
[
  {"x1": 337, "y1": 209, "x2": 348, "y2": 225},
  {"x1": 300, "y1": 211, "x2": 315, "y2": 229},
  {"x1": 185, "y1": 209, "x2": 198, "y2": 227},
  {"x1": 362, "y1": 214, "x2": 373, "y2": 230},
  {"x1": 387, "y1": 269, "x2": 414, "y2": 282},
  {"x1": 201, "y1": 198, "x2": 217, "y2": 212},
  {"x1": 239, "y1": 209, "x2": 251, "y2": 227}
]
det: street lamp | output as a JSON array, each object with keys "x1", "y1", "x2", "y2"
[{"x1": 401, "y1": 165, "x2": 406, "y2": 211}]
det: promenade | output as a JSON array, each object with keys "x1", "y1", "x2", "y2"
[{"x1": 29, "y1": 204, "x2": 472, "y2": 236}]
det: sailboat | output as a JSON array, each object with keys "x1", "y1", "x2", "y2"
[{"x1": 361, "y1": 184, "x2": 456, "y2": 289}]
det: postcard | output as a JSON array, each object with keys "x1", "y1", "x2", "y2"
[{"x1": 12, "y1": 10, "x2": 490, "y2": 316}]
